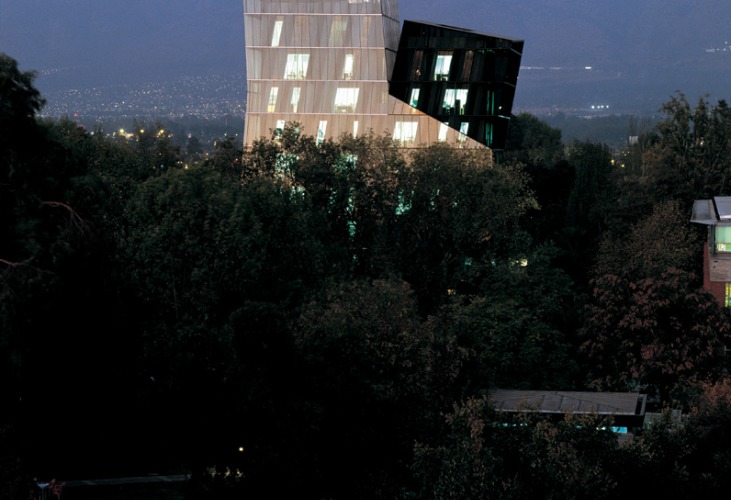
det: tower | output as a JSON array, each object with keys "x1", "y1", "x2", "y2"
[{"x1": 243, "y1": 0, "x2": 522, "y2": 150}]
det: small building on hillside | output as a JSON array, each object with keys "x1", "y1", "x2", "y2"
[
  {"x1": 690, "y1": 196, "x2": 731, "y2": 306},
  {"x1": 489, "y1": 390, "x2": 649, "y2": 439}
]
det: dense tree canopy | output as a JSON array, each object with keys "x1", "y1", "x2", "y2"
[{"x1": 4, "y1": 53, "x2": 731, "y2": 498}]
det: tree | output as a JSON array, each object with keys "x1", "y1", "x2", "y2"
[
  {"x1": 593, "y1": 199, "x2": 703, "y2": 280},
  {"x1": 412, "y1": 396, "x2": 623, "y2": 500},
  {"x1": 580, "y1": 269, "x2": 731, "y2": 402},
  {"x1": 291, "y1": 277, "x2": 462, "y2": 498}
]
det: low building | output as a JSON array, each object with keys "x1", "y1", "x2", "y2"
[{"x1": 490, "y1": 389, "x2": 649, "y2": 438}]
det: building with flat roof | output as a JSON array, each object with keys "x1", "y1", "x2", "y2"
[
  {"x1": 243, "y1": 0, "x2": 522, "y2": 151},
  {"x1": 490, "y1": 389, "x2": 650, "y2": 439}
]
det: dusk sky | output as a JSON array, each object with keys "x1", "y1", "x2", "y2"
[{"x1": 2, "y1": 0, "x2": 731, "y2": 111}]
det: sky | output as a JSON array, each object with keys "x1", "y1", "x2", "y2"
[{"x1": 2, "y1": 0, "x2": 731, "y2": 112}]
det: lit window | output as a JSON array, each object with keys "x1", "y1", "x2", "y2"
[
  {"x1": 443, "y1": 89, "x2": 468, "y2": 114},
  {"x1": 267, "y1": 87, "x2": 278, "y2": 113},
  {"x1": 394, "y1": 121, "x2": 418, "y2": 146},
  {"x1": 317, "y1": 120, "x2": 327, "y2": 145},
  {"x1": 459, "y1": 122, "x2": 469, "y2": 142},
  {"x1": 717, "y1": 226, "x2": 731, "y2": 252},
  {"x1": 353, "y1": 120, "x2": 359, "y2": 138},
  {"x1": 434, "y1": 53, "x2": 452, "y2": 80},
  {"x1": 343, "y1": 54, "x2": 354, "y2": 80},
  {"x1": 271, "y1": 19, "x2": 283, "y2": 47},
  {"x1": 276, "y1": 120, "x2": 285, "y2": 130},
  {"x1": 438, "y1": 123, "x2": 449, "y2": 142},
  {"x1": 726, "y1": 283, "x2": 731, "y2": 307},
  {"x1": 329, "y1": 18, "x2": 348, "y2": 46},
  {"x1": 334, "y1": 88, "x2": 359, "y2": 113},
  {"x1": 284, "y1": 54, "x2": 310, "y2": 80},
  {"x1": 290, "y1": 87, "x2": 301, "y2": 113},
  {"x1": 409, "y1": 88, "x2": 420, "y2": 107}
]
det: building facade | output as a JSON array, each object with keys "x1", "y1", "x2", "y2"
[
  {"x1": 243, "y1": 0, "x2": 522, "y2": 150},
  {"x1": 691, "y1": 196, "x2": 731, "y2": 306}
]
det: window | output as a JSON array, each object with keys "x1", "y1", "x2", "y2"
[
  {"x1": 394, "y1": 121, "x2": 418, "y2": 146},
  {"x1": 409, "y1": 88, "x2": 420, "y2": 107},
  {"x1": 717, "y1": 226, "x2": 731, "y2": 252},
  {"x1": 275, "y1": 120, "x2": 286, "y2": 130},
  {"x1": 271, "y1": 19, "x2": 283, "y2": 47},
  {"x1": 434, "y1": 52, "x2": 452, "y2": 80},
  {"x1": 343, "y1": 54, "x2": 354, "y2": 80},
  {"x1": 459, "y1": 122, "x2": 469, "y2": 142},
  {"x1": 267, "y1": 87, "x2": 278, "y2": 113},
  {"x1": 329, "y1": 18, "x2": 348, "y2": 46},
  {"x1": 726, "y1": 283, "x2": 731, "y2": 307},
  {"x1": 411, "y1": 50, "x2": 424, "y2": 80},
  {"x1": 462, "y1": 50, "x2": 474, "y2": 80},
  {"x1": 443, "y1": 88, "x2": 468, "y2": 114},
  {"x1": 290, "y1": 87, "x2": 301, "y2": 113},
  {"x1": 486, "y1": 89, "x2": 495, "y2": 114},
  {"x1": 334, "y1": 88, "x2": 359, "y2": 113},
  {"x1": 353, "y1": 120, "x2": 359, "y2": 137},
  {"x1": 438, "y1": 123, "x2": 449, "y2": 142},
  {"x1": 317, "y1": 120, "x2": 327, "y2": 145},
  {"x1": 284, "y1": 54, "x2": 310, "y2": 80}
]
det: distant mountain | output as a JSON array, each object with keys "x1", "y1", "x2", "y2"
[{"x1": 3, "y1": 0, "x2": 731, "y2": 114}]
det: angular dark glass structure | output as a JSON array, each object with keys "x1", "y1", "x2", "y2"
[
  {"x1": 243, "y1": 1, "x2": 523, "y2": 151},
  {"x1": 389, "y1": 20, "x2": 523, "y2": 150}
]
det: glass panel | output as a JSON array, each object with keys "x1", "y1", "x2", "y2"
[
  {"x1": 726, "y1": 283, "x2": 731, "y2": 307},
  {"x1": 267, "y1": 87, "x2": 278, "y2": 113},
  {"x1": 353, "y1": 120, "x2": 359, "y2": 137},
  {"x1": 717, "y1": 226, "x2": 731, "y2": 252},
  {"x1": 343, "y1": 54, "x2": 355, "y2": 80},
  {"x1": 271, "y1": 19, "x2": 283, "y2": 47},
  {"x1": 434, "y1": 52, "x2": 452, "y2": 80},
  {"x1": 335, "y1": 88, "x2": 360, "y2": 113},
  {"x1": 394, "y1": 121, "x2": 418, "y2": 146},
  {"x1": 438, "y1": 123, "x2": 449, "y2": 142},
  {"x1": 462, "y1": 50, "x2": 474, "y2": 80},
  {"x1": 412, "y1": 50, "x2": 424, "y2": 80},
  {"x1": 317, "y1": 120, "x2": 328, "y2": 145},
  {"x1": 284, "y1": 54, "x2": 310, "y2": 80},
  {"x1": 409, "y1": 88, "x2": 420, "y2": 107},
  {"x1": 291, "y1": 87, "x2": 301, "y2": 113},
  {"x1": 459, "y1": 122, "x2": 469, "y2": 142},
  {"x1": 329, "y1": 17, "x2": 348, "y2": 46}
]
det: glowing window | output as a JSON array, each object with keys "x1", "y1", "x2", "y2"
[
  {"x1": 443, "y1": 89, "x2": 468, "y2": 114},
  {"x1": 284, "y1": 54, "x2": 310, "y2": 80},
  {"x1": 334, "y1": 88, "x2": 359, "y2": 113},
  {"x1": 343, "y1": 54, "x2": 354, "y2": 80},
  {"x1": 317, "y1": 120, "x2": 327, "y2": 145},
  {"x1": 394, "y1": 121, "x2": 418, "y2": 146},
  {"x1": 438, "y1": 123, "x2": 449, "y2": 142},
  {"x1": 434, "y1": 53, "x2": 452, "y2": 80},
  {"x1": 290, "y1": 87, "x2": 301, "y2": 113},
  {"x1": 267, "y1": 87, "x2": 278, "y2": 113},
  {"x1": 353, "y1": 120, "x2": 359, "y2": 137},
  {"x1": 726, "y1": 283, "x2": 731, "y2": 307},
  {"x1": 717, "y1": 226, "x2": 731, "y2": 252},
  {"x1": 459, "y1": 122, "x2": 469, "y2": 142},
  {"x1": 409, "y1": 89, "x2": 420, "y2": 107},
  {"x1": 271, "y1": 19, "x2": 283, "y2": 47},
  {"x1": 275, "y1": 120, "x2": 285, "y2": 130}
]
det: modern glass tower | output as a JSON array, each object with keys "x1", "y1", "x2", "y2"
[{"x1": 243, "y1": 0, "x2": 522, "y2": 150}]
